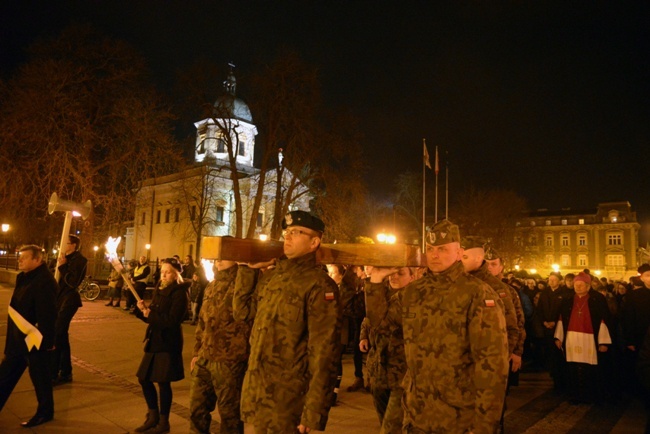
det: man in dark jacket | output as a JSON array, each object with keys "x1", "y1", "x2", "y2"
[
  {"x1": 0, "y1": 245, "x2": 58, "y2": 427},
  {"x1": 52, "y1": 234, "x2": 86, "y2": 385}
]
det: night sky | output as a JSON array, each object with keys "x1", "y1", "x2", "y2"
[{"x1": 2, "y1": 1, "x2": 649, "y2": 239}]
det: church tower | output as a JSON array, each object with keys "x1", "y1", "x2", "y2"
[{"x1": 193, "y1": 64, "x2": 258, "y2": 168}]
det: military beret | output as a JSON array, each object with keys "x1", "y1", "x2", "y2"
[
  {"x1": 425, "y1": 219, "x2": 460, "y2": 246},
  {"x1": 484, "y1": 245, "x2": 501, "y2": 260},
  {"x1": 638, "y1": 263, "x2": 650, "y2": 274},
  {"x1": 461, "y1": 235, "x2": 487, "y2": 251},
  {"x1": 282, "y1": 210, "x2": 325, "y2": 233}
]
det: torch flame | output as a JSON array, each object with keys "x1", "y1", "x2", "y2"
[{"x1": 104, "y1": 236, "x2": 123, "y2": 273}]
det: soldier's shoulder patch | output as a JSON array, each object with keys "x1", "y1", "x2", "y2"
[
  {"x1": 485, "y1": 299, "x2": 496, "y2": 307},
  {"x1": 498, "y1": 291, "x2": 507, "y2": 298},
  {"x1": 325, "y1": 291, "x2": 335, "y2": 301}
]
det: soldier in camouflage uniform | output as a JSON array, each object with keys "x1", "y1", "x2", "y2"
[
  {"x1": 189, "y1": 260, "x2": 252, "y2": 434},
  {"x1": 460, "y1": 237, "x2": 521, "y2": 369},
  {"x1": 366, "y1": 220, "x2": 509, "y2": 434},
  {"x1": 462, "y1": 238, "x2": 526, "y2": 434},
  {"x1": 359, "y1": 267, "x2": 413, "y2": 434},
  {"x1": 233, "y1": 211, "x2": 341, "y2": 434}
]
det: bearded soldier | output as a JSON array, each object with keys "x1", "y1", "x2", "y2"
[
  {"x1": 233, "y1": 211, "x2": 341, "y2": 434},
  {"x1": 367, "y1": 220, "x2": 509, "y2": 434}
]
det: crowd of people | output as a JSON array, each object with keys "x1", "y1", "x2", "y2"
[{"x1": 2, "y1": 212, "x2": 650, "y2": 434}]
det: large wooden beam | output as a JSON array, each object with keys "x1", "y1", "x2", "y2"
[{"x1": 201, "y1": 236, "x2": 424, "y2": 267}]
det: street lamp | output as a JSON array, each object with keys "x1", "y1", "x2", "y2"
[
  {"x1": 259, "y1": 234, "x2": 268, "y2": 241},
  {"x1": 93, "y1": 245, "x2": 99, "y2": 277},
  {"x1": 551, "y1": 263, "x2": 560, "y2": 273},
  {"x1": 145, "y1": 243, "x2": 151, "y2": 260},
  {"x1": 377, "y1": 232, "x2": 396, "y2": 244},
  {"x1": 2, "y1": 224, "x2": 9, "y2": 269}
]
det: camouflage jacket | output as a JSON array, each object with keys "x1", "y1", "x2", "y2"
[
  {"x1": 233, "y1": 252, "x2": 341, "y2": 431},
  {"x1": 366, "y1": 261, "x2": 508, "y2": 434},
  {"x1": 361, "y1": 282, "x2": 406, "y2": 390},
  {"x1": 507, "y1": 283, "x2": 526, "y2": 357},
  {"x1": 193, "y1": 264, "x2": 252, "y2": 364},
  {"x1": 471, "y1": 263, "x2": 520, "y2": 356}
]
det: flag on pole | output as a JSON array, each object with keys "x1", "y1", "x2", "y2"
[
  {"x1": 423, "y1": 141, "x2": 432, "y2": 169},
  {"x1": 434, "y1": 146, "x2": 440, "y2": 175}
]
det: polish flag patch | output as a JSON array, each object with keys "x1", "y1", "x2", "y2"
[
  {"x1": 325, "y1": 292, "x2": 335, "y2": 301},
  {"x1": 485, "y1": 299, "x2": 496, "y2": 307}
]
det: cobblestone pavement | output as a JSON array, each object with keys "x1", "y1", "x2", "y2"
[{"x1": 0, "y1": 283, "x2": 646, "y2": 433}]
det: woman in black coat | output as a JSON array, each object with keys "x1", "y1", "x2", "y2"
[{"x1": 133, "y1": 257, "x2": 189, "y2": 434}]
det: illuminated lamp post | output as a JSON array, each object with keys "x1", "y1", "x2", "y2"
[
  {"x1": 377, "y1": 232, "x2": 397, "y2": 245},
  {"x1": 145, "y1": 243, "x2": 151, "y2": 261},
  {"x1": 1, "y1": 224, "x2": 9, "y2": 269}
]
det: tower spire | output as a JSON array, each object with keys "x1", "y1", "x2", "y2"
[{"x1": 223, "y1": 62, "x2": 237, "y2": 95}]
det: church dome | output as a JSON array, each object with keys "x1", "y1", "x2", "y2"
[
  {"x1": 213, "y1": 93, "x2": 253, "y2": 123},
  {"x1": 213, "y1": 66, "x2": 253, "y2": 123}
]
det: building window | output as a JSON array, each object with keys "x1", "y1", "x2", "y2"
[
  {"x1": 579, "y1": 218, "x2": 585, "y2": 225},
  {"x1": 607, "y1": 233, "x2": 622, "y2": 246},
  {"x1": 216, "y1": 206, "x2": 224, "y2": 222},
  {"x1": 578, "y1": 255, "x2": 588, "y2": 266},
  {"x1": 238, "y1": 141, "x2": 246, "y2": 156},
  {"x1": 156, "y1": 210, "x2": 161, "y2": 224},
  {"x1": 190, "y1": 206, "x2": 197, "y2": 221},
  {"x1": 545, "y1": 235, "x2": 553, "y2": 247},
  {"x1": 165, "y1": 209, "x2": 170, "y2": 223},
  {"x1": 578, "y1": 234, "x2": 587, "y2": 246},
  {"x1": 175, "y1": 208, "x2": 180, "y2": 223},
  {"x1": 545, "y1": 255, "x2": 554, "y2": 265},
  {"x1": 561, "y1": 255, "x2": 570, "y2": 266},
  {"x1": 561, "y1": 234, "x2": 569, "y2": 247},
  {"x1": 217, "y1": 138, "x2": 226, "y2": 153},
  {"x1": 545, "y1": 220, "x2": 551, "y2": 226},
  {"x1": 141, "y1": 212, "x2": 146, "y2": 225},
  {"x1": 528, "y1": 235, "x2": 537, "y2": 246},
  {"x1": 606, "y1": 254, "x2": 625, "y2": 266},
  {"x1": 561, "y1": 219, "x2": 567, "y2": 225}
]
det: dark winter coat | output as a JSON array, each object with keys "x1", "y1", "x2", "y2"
[
  {"x1": 5, "y1": 262, "x2": 58, "y2": 356},
  {"x1": 137, "y1": 280, "x2": 190, "y2": 353}
]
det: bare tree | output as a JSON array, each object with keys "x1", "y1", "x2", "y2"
[
  {"x1": 450, "y1": 187, "x2": 528, "y2": 267},
  {"x1": 0, "y1": 25, "x2": 183, "y2": 248}
]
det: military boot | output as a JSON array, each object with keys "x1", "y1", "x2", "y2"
[
  {"x1": 145, "y1": 414, "x2": 169, "y2": 434},
  {"x1": 347, "y1": 376, "x2": 364, "y2": 392},
  {"x1": 134, "y1": 409, "x2": 159, "y2": 432}
]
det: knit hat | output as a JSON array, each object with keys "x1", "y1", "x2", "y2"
[{"x1": 162, "y1": 257, "x2": 182, "y2": 273}]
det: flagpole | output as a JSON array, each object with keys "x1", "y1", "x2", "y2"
[
  {"x1": 445, "y1": 151, "x2": 449, "y2": 220},
  {"x1": 434, "y1": 146, "x2": 439, "y2": 223},
  {"x1": 422, "y1": 138, "x2": 426, "y2": 251}
]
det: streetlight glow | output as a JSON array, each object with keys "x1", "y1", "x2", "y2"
[
  {"x1": 259, "y1": 234, "x2": 268, "y2": 241},
  {"x1": 145, "y1": 244, "x2": 151, "y2": 250},
  {"x1": 551, "y1": 263, "x2": 560, "y2": 273}
]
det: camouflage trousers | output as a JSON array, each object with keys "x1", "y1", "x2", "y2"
[
  {"x1": 371, "y1": 386, "x2": 403, "y2": 434},
  {"x1": 189, "y1": 358, "x2": 247, "y2": 434}
]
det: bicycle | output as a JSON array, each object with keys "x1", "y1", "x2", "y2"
[{"x1": 78, "y1": 275, "x2": 101, "y2": 301}]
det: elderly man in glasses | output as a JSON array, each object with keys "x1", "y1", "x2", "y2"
[{"x1": 233, "y1": 210, "x2": 341, "y2": 434}]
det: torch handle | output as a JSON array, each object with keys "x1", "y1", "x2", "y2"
[{"x1": 121, "y1": 272, "x2": 142, "y2": 303}]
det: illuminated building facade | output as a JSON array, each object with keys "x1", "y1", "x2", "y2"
[{"x1": 515, "y1": 201, "x2": 640, "y2": 280}]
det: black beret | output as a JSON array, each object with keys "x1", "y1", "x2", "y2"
[{"x1": 282, "y1": 211, "x2": 325, "y2": 233}]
